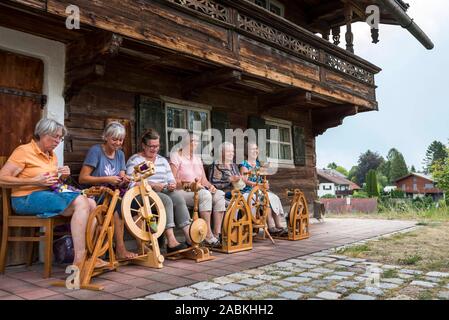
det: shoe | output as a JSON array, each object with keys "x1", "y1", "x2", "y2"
[
  {"x1": 268, "y1": 227, "x2": 281, "y2": 235},
  {"x1": 204, "y1": 237, "x2": 221, "y2": 248},
  {"x1": 277, "y1": 228, "x2": 288, "y2": 236},
  {"x1": 167, "y1": 242, "x2": 188, "y2": 253}
]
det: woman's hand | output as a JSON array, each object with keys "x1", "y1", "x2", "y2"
[
  {"x1": 207, "y1": 184, "x2": 217, "y2": 193},
  {"x1": 151, "y1": 183, "x2": 166, "y2": 192},
  {"x1": 167, "y1": 183, "x2": 176, "y2": 192},
  {"x1": 120, "y1": 174, "x2": 131, "y2": 184},
  {"x1": 230, "y1": 175, "x2": 241, "y2": 183},
  {"x1": 263, "y1": 181, "x2": 270, "y2": 190},
  {"x1": 58, "y1": 166, "x2": 70, "y2": 179},
  {"x1": 33, "y1": 173, "x2": 59, "y2": 187},
  {"x1": 105, "y1": 176, "x2": 123, "y2": 185}
]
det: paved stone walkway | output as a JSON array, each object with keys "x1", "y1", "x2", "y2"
[
  {"x1": 142, "y1": 227, "x2": 449, "y2": 300},
  {"x1": 0, "y1": 218, "x2": 418, "y2": 300}
]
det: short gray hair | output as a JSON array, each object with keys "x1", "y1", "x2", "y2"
[
  {"x1": 34, "y1": 118, "x2": 67, "y2": 140},
  {"x1": 103, "y1": 122, "x2": 126, "y2": 140}
]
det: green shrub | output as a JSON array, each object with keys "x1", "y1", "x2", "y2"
[
  {"x1": 352, "y1": 191, "x2": 369, "y2": 198},
  {"x1": 321, "y1": 194, "x2": 337, "y2": 199}
]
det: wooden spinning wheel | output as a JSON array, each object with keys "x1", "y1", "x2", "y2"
[
  {"x1": 164, "y1": 179, "x2": 214, "y2": 263},
  {"x1": 246, "y1": 171, "x2": 275, "y2": 244},
  {"x1": 273, "y1": 189, "x2": 310, "y2": 241},
  {"x1": 215, "y1": 189, "x2": 252, "y2": 254},
  {"x1": 120, "y1": 161, "x2": 166, "y2": 268},
  {"x1": 52, "y1": 187, "x2": 119, "y2": 291}
]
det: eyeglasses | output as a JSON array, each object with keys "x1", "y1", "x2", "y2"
[
  {"x1": 144, "y1": 144, "x2": 160, "y2": 149},
  {"x1": 49, "y1": 134, "x2": 64, "y2": 142}
]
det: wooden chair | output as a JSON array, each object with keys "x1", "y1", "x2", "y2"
[{"x1": 0, "y1": 156, "x2": 70, "y2": 278}]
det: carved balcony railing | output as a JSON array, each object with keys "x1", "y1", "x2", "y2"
[{"x1": 165, "y1": 0, "x2": 378, "y2": 86}]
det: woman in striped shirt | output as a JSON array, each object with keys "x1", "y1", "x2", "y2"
[{"x1": 126, "y1": 129, "x2": 191, "y2": 253}]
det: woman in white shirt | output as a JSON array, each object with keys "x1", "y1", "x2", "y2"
[{"x1": 126, "y1": 129, "x2": 191, "y2": 253}]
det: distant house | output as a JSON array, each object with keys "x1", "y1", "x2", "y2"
[
  {"x1": 317, "y1": 169, "x2": 361, "y2": 198},
  {"x1": 395, "y1": 173, "x2": 445, "y2": 201}
]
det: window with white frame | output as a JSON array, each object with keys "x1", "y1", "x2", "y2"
[
  {"x1": 252, "y1": 0, "x2": 285, "y2": 17},
  {"x1": 165, "y1": 103, "x2": 211, "y2": 155},
  {"x1": 265, "y1": 118, "x2": 294, "y2": 165}
]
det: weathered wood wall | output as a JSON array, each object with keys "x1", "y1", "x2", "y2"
[{"x1": 64, "y1": 59, "x2": 318, "y2": 204}]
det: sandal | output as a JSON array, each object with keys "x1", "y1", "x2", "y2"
[{"x1": 167, "y1": 242, "x2": 188, "y2": 253}]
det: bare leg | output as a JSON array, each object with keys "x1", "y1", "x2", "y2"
[
  {"x1": 182, "y1": 225, "x2": 192, "y2": 245},
  {"x1": 165, "y1": 228, "x2": 181, "y2": 248},
  {"x1": 60, "y1": 196, "x2": 90, "y2": 265},
  {"x1": 213, "y1": 211, "x2": 224, "y2": 238},
  {"x1": 272, "y1": 213, "x2": 285, "y2": 229},
  {"x1": 266, "y1": 209, "x2": 276, "y2": 229},
  {"x1": 114, "y1": 213, "x2": 137, "y2": 259},
  {"x1": 199, "y1": 210, "x2": 214, "y2": 240}
]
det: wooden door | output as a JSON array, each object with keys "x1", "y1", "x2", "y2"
[
  {"x1": 0, "y1": 49, "x2": 44, "y2": 157},
  {"x1": 0, "y1": 49, "x2": 44, "y2": 266}
]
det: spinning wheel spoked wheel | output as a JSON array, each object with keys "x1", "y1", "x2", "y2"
[
  {"x1": 121, "y1": 186, "x2": 166, "y2": 242},
  {"x1": 120, "y1": 181, "x2": 166, "y2": 268},
  {"x1": 246, "y1": 186, "x2": 274, "y2": 244},
  {"x1": 86, "y1": 204, "x2": 115, "y2": 256}
]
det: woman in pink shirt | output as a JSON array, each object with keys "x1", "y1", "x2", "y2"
[{"x1": 170, "y1": 132, "x2": 225, "y2": 248}]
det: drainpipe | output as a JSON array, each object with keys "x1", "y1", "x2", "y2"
[{"x1": 377, "y1": 0, "x2": 434, "y2": 49}]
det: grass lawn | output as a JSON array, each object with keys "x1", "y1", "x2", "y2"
[
  {"x1": 330, "y1": 208, "x2": 449, "y2": 272},
  {"x1": 330, "y1": 209, "x2": 449, "y2": 299}
]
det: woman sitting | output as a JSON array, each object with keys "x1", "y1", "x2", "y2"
[
  {"x1": 0, "y1": 118, "x2": 96, "y2": 267},
  {"x1": 170, "y1": 131, "x2": 225, "y2": 248},
  {"x1": 126, "y1": 129, "x2": 191, "y2": 253},
  {"x1": 239, "y1": 142, "x2": 287, "y2": 235},
  {"x1": 209, "y1": 142, "x2": 244, "y2": 198},
  {"x1": 79, "y1": 122, "x2": 137, "y2": 260}
]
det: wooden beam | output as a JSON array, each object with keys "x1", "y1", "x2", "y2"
[
  {"x1": 182, "y1": 68, "x2": 242, "y2": 97},
  {"x1": 258, "y1": 88, "x2": 313, "y2": 114},
  {"x1": 64, "y1": 31, "x2": 123, "y2": 102},
  {"x1": 312, "y1": 104, "x2": 358, "y2": 135}
]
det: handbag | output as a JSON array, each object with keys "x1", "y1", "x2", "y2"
[{"x1": 53, "y1": 235, "x2": 74, "y2": 264}]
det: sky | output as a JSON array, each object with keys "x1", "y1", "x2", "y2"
[{"x1": 316, "y1": 0, "x2": 449, "y2": 172}]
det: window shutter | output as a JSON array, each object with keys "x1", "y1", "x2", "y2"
[
  {"x1": 293, "y1": 125, "x2": 306, "y2": 166},
  {"x1": 247, "y1": 116, "x2": 268, "y2": 163},
  {"x1": 211, "y1": 110, "x2": 230, "y2": 143},
  {"x1": 137, "y1": 96, "x2": 167, "y2": 156}
]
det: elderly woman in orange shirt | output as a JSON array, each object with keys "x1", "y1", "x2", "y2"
[{"x1": 0, "y1": 118, "x2": 96, "y2": 267}]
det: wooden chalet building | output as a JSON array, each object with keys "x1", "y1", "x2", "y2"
[
  {"x1": 395, "y1": 173, "x2": 445, "y2": 201},
  {"x1": 0, "y1": 0, "x2": 433, "y2": 207}
]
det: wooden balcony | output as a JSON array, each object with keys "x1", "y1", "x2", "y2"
[{"x1": 3, "y1": 0, "x2": 381, "y2": 133}]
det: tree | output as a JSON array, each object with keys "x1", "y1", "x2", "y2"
[
  {"x1": 410, "y1": 165, "x2": 416, "y2": 173},
  {"x1": 365, "y1": 169, "x2": 379, "y2": 197},
  {"x1": 335, "y1": 166, "x2": 349, "y2": 177},
  {"x1": 389, "y1": 152, "x2": 408, "y2": 183},
  {"x1": 327, "y1": 162, "x2": 337, "y2": 170},
  {"x1": 355, "y1": 150, "x2": 385, "y2": 186},
  {"x1": 423, "y1": 141, "x2": 448, "y2": 174},
  {"x1": 432, "y1": 148, "x2": 449, "y2": 194},
  {"x1": 348, "y1": 166, "x2": 359, "y2": 183}
]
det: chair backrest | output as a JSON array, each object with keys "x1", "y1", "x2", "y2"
[{"x1": 0, "y1": 156, "x2": 12, "y2": 221}]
